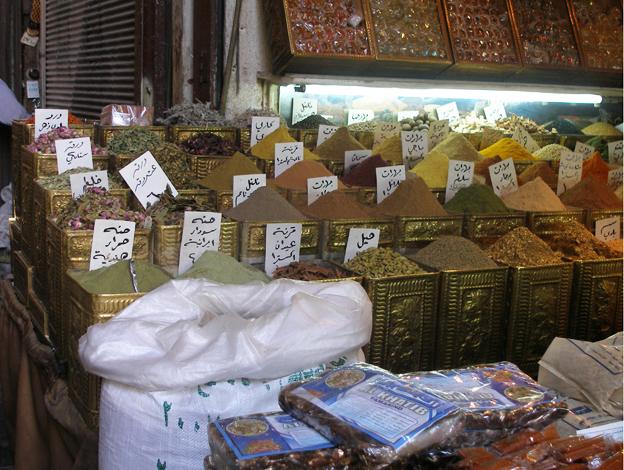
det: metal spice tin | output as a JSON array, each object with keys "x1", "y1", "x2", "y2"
[
  {"x1": 320, "y1": 218, "x2": 396, "y2": 261},
  {"x1": 395, "y1": 215, "x2": 464, "y2": 253},
  {"x1": 463, "y1": 212, "x2": 527, "y2": 248},
  {"x1": 526, "y1": 209, "x2": 585, "y2": 237},
  {"x1": 167, "y1": 125, "x2": 237, "y2": 145},
  {"x1": 9, "y1": 218, "x2": 22, "y2": 254},
  {"x1": 95, "y1": 124, "x2": 167, "y2": 147},
  {"x1": 251, "y1": 157, "x2": 276, "y2": 179}
]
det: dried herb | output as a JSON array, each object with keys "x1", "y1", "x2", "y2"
[
  {"x1": 180, "y1": 133, "x2": 239, "y2": 156},
  {"x1": 37, "y1": 167, "x2": 124, "y2": 190},
  {"x1": 272, "y1": 261, "x2": 351, "y2": 280},
  {"x1": 27, "y1": 127, "x2": 106, "y2": 155},
  {"x1": 69, "y1": 261, "x2": 171, "y2": 294},
  {"x1": 486, "y1": 227, "x2": 562, "y2": 267},
  {"x1": 107, "y1": 127, "x2": 163, "y2": 156},
  {"x1": 150, "y1": 143, "x2": 193, "y2": 189},
  {"x1": 177, "y1": 251, "x2": 270, "y2": 283},
  {"x1": 226, "y1": 108, "x2": 285, "y2": 128},
  {"x1": 147, "y1": 191, "x2": 213, "y2": 225},
  {"x1": 345, "y1": 247, "x2": 423, "y2": 277},
  {"x1": 158, "y1": 102, "x2": 225, "y2": 126}
]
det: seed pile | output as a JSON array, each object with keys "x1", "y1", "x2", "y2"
[
  {"x1": 224, "y1": 187, "x2": 305, "y2": 222},
  {"x1": 345, "y1": 248, "x2": 423, "y2": 277},
  {"x1": 486, "y1": 227, "x2": 562, "y2": 267},
  {"x1": 290, "y1": 114, "x2": 334, "y2": 129},
  {"x1": 410, "y1": 236, "x2": 498, "y2": 271},
  {"x1": 69, "y1": 261, "x2": 171, "y2": 294},
  {"x1": 582, "y1": 122, "x2": 622, "y2": 136},
  {"x1": 502, "y1": 178, "x2": 566, "y2": 212},
  {"x1": 180, "y1": 133, "x2": 239, "y2": 156},
  {"x1": 533, "y1": 144, "x2": 569, "y2": 161},
  {"x1": 542, "y1": 220, "x2": 620, "y2": 261},
  {"x1": 107, "y1": 127, "x2": 163, "y2": 156},
  {"x1": 272, "y1": 261, "x2": 351, "y2": 281}
]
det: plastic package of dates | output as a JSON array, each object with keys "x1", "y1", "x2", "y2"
[
  {"x1": 278, "y1": 363, "x2": 464, "y2": 469},
  {"x1": 207, "y1": 412, "x2": 357, "y2": 469}
]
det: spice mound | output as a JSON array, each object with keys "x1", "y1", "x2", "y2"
[
  {"x1": 432, "y1": 133, "x2": 483, "y2": 162},
  {"x1": 371, "y1": 135, "x2": 403, "y2": 163},
  {"x1": 249, "y1": 127, "x2": 318, "y2": 161},
  {"x1": 177, "y1": 251, "x2": 270, "y2": 283},
  {"x1": 27, "y1": 127, "x2": 106, "y2": 155},
  {"x1": 225, "y1": 187, "x2": 305, "y2": 222},
  {"x1": 147, "y1": 191, "x2": 213, "y2": 225},
  {"x1": 582, "y1": 122, "x2": 622, "y2": 136},
  {"x1": 69, "y1": 261, "x2": 171, "y2": 294},
  {"x1": 410, "y1": 236, "x2": 497, "y2": 271},
  {"x1": 473, "y1": 156, "x2": 502, "y2": 185},
  {"x1": 518, "y1": 162, "x2": 557, "y2": 187},
  {"x1": 480, "y1": 138, "x2": 535, "y2": 161},
  {"x1": 605, "y1": 239, "x2": 623, "y2": 255},
  {"x1": 272, "y1": 261, "x2": 351, "y2": 281},
  {"x1": 315, "y1": 127, "x2": 365, "y2": 161},
  {"x1": 180, "y1": 132, "x2": 239, "y2": 156},
  {"x1": 542, "y1": 220, "x2": 620, "y2": 261},
  {"x1": 345, "y1": 248, "x2": 423, "y2": 277},
  {"x1": 410, "y1": 150, "x2": 449, "y2": 188},
  {"x1": 341, "y1": 154, "x2": 390, "y2": 187},
  {"x1": 532, "y1": 144, "x2": 569, "y2": 161},
  {"x1": 150, "y1": 143, "x2": 194, "y2": 188},
  {"x1": 291, "y1": 114, "x2": 334, "y2": 129},
  {"x1": 274, "y1": 160, "x2": 343, "y2": 191},
  {"x1": 495, "y1": 114, "x2": 552, "y2": 134},
  {"x1": 374, "y1": 177, "x2": 447, "y2": 217},
  {"x1": 559, "y1": 176, "x2": 622, "y2": 210},
  {"x1": 444, "y1": 184, "x2": 510, "y2": 214},
  {"x1": 487, "y1": 227, "x2": 562, "y2": 267},
  {"x1": 302, "y1": 191, "x2": 372, "y2": 220},
  {"x1": 159, "y1": 102, "x2": 224, "y2": 126},
  {"x1": 197, "y1": 152, "x2": 260, "y2": 191},
  {"x1": 106, "y1": 127, "x2": 163, "y2": 156},
  {"x1": 502, "y1": 177, "x2": 566, "y2": 212},
  {"x1": 37, "y1": 167, "x2": 124, "y2": 190},
  {"x1": 582, "y1": 152, "x2": 611, "y2": 184},
  {"x1": 542, "y1": 118, "x2": 581, "y2": 134}
]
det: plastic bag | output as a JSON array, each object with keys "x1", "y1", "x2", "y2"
[
  {"x1": 100, "y1": 104, "x2": 154, "y2": 126},
  {"x1": 278, "y1": 363, "x2": 464, "y2": 469}
]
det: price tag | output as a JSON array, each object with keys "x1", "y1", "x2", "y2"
[
  {"x1": 20, "y1": 31, "x2": 39, "y2": 47},
  {"x1": 26, "y1": 80, "x2": 40, "y2": 99},
  {"x1": 595, "y1": 217, "x2": 621, "y2": 242},
  {"x1": 373, "y1": 122, "x2": 401, "y2": 147},
  {"x1": 428, "y1": 120, "x2": 449, "y2": 148},
  {"x1": 344, "y1": 228, "x2": 380, "y2": 263},
  {"x1": 178, "y1": 211, "x2": 222, "y2": 274},
  {"x1": 445, "y1": 160, "x2": 474, "y2": 203},
  {"x1": 344, "y1": 150, "x2": 372, "y2": 174},
  {"x1": 292, "y1": 97, "x2": 317, "y2": 125},
  {"x1": 489, "y1": 158, "x2": 519, "y2": 197},
  {"x1": 376, "y1": 165, "x2": 406, "y2": 203},
  {"x1": 397, "y1": 110, "x2": 420, "y2": 121},
  {"x1": 347, "y1": 109, "x2": 374, "y2": 125},
  {"x1": 512, "y1": 125, "x2": 540, "y2": 153},
  {"x1": 608, "y1": 141, "x2": 623, "y2": 165},
  {"x1": 608, "y1": 168, "x2": 623, "y2": 188},
  {"x1": 574, "y1": 141, "x2": 595, "y2": 160},
  {"x1": 34, "y1": 108, "x2": 68, "y2": 138},
  {"x1": 119, "y1": 151, "x2": 178, "y2": 209},
  {"x1": 557, "y1": 150, "x2": 583, "y2": 195},
  {"x1": 250, "y1": 116, "x2": 280, "y2": 147},
  {"x1": 265, "y1": 223, "x2": 302, "y2": 275},
  {"x1": 401, "y1": 130, "x2": 428, "y2": 169},
  {"x1": 436, "y1": 102, "x2": 460, "y2": 123},
  {"x1": 316, "y1": 125, "x2": 339, "y2": 146},
  {"x1": 484, "y1": 102, "x2": 506, "y2": 123},
  {"x1": 89, "y1": 219, "x2": 135, "y2": 271},
  {"x1": 232, "y1": 174, "x2": 266, "y2": 207},
  {"x1": 55, "y1": 137, "x2": 93, "y2": 174},
  {"x1": 307, "y1": 176, "x2": 338, "y2": 205},
  {"x1": 69, "y1": 170, "x2": 109, "y2": 198},
  {"x1": 274, "y1": 142, "x2": 304, "y2": 177}
]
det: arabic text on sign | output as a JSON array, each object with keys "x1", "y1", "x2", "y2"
[
  {"x1": 401, "y1": 130, "x2": 428, "y2": 168},
  {"x1": 307, "y1": 176, "x2": 338, "y2": 205},
  {"x1": 344, "y1": 228, "x2": 380, "y2": 263},
  {"x1": 436, "y1": 102, "x2": 460, "y2": 123},
  {"x1": 274, "y1": 142, "x2": 304, "y2": 177},
  {"x1": 55, "y1": 137, "x2": 94, "y2": 174},
  {"x1": 347, "y1": 109, "x2": 374, "y2": 125},
  {"x1": 445, "y1": 160, "x2": 474, "y2": 203},
  {"x1": 264, "y1": 223, "x2": 302, "y2": 275},
  {"x1": 232, "y1": 174, "x2": 267, "y2": 207},
  {"x1": 574, "y1": 141, "x2": 595, "y2": 160},
  {"x1": 512, "y1": 126, "x2": 540, "y2": 153},
  {"x1": 69, "y1": 170, "x2": 109, "y2": 199},
  {"x1": 488, "y1": 158, "x2": 518, "y2": 197},
  {"x1": 316, "y1": 125, "x2": 339, "y2": 146},
  {"x1": 484, "y1": 103, "x2": 506, "y2": 123},
  {"x1": 89, "y1": 219, "x2": 136, "y2": 271},
  {"x1": 250, "y1": 116, "x2": 280, "y2": 147},
  {"x1": 178, "y1": 211, "x2": 222, "y2": 274},
  {"x1": 119, "y1": 151, "x2": 178, "y2": 209},
  {"x1": 344, "y1": 150, "x2": 372, "y2": 174},
  {"x1": 595, "y1": 216, "x2": 620, "y2": 242},
  {"x1": 608, "y1": 141, "x2": 623, "y2": 165},
  {"x1": 556, "y1": 151, "x2": 583, "y2": 195},
  {"x1": 376, "y1": 165, "x2": 406, "y2": 203},
  {"x1": 35, "y1": 108, "x2": 69, "y2": 138},
  {"x1": 291, "y1": 97, "x2": 318, "y2": 125},
  {"x1": 428, "y1": 120, "x2": 449, "y2": 148}
]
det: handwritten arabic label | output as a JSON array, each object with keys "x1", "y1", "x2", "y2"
[
  {"x1": 232, "y1": 174, "x2": 266, "y2": 207},
  {"x1": 89, "y1": 219, "x2": 135, "y2": 271},
  {"x1": 178, "y1": 211, "x2": 222, "y2": 274},
  {"x1": 250, "y1": 116, "x2": 280, "y2": 147},
  {"x1": 401, "y1": 130, "x2": 428, "y2": 169},
  {"x1": 292, "y1": 97, "x2": 317, "y2": 125},
  {"x1": 428, "y1": 120, "x2": 449, "y2": 148},
  {"x1": 376, "y1": 165, "x2": 406, "y2": 203},
  {"x1": 344, "y1": 150, "x2": 373, "y2": 174},
  {"x1": 55, "y1": 137, "x2": 94, "y2": 174},
  {"x1": 445, "y1": 160, "x2": 474, "y2": 203},
  {"x1": 274, "y1": 142, "x2": 304, "y2": 177},
  {"x1": 344, "y1": 228, "x2": 380, "y2": 263},
  {"x1": 316, "y1": 125, "x2": 339, "y2": 146},
  {"x1": 608, "y1": 140, "x2": 623, "y2": 165},
  {"x1": 397, "y1": 110, "x2": 420, "y2": 121},
  {"x1": 512, "y1": 125, "x2": 540, "y2": 153},
  {"x1": 119, "y1": 151, "x2": 178, "y2": 209},
  {"x1": 264, "y1": 223, "x2": 302, "y2": 275},
  {"x1": 373, "y1": 122, "x2": 401, "y2": 147},
  {"x1": 69, "y1": 171, "x2": 109, "y2": 199},
  {"x1": 307, "y1": 176, "x2": 338, "y2": 205},
  {"x1": 484, "y1": 102, "x2": 506, "y2": 123},
  {"x1": 489, "y1": 158, "x2": 518, "y2": 197},
  {"x1": 595, "y1": 217, "x2": 620, "y2": 242},
  {"x1": 347, "y1": 109, "x2": 374, "y2": 125},
  {"x1": 34, "y1": 108, "x2": 68, "y2": 138},
  {"x1": 557, "y1": 150, "x2": 583, "y2": 195},
  {"x1": 608, "y1": 168, "x2": 623, "y2": 189},
  {"x1": 436, "y1": 102, "x2": 460, "y2": 123},
  {"x1": 574, "y1": 141, "x2": 595, "y2": 160}
]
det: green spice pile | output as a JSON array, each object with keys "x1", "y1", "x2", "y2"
[
  {"x1": 158, "y1": 102, "x2": 224, "y2": 126},
  {"x1": 272, "y1": 261, "x2": 351, "y2": 281},
  {"x1": 150, "y1": 143, "x2": 193, "y2": 188},
  {"x1": 410, "y1": 236, "x2": 498, "y2": 271},
  {"x1": 584, "y1": 136, "x2": 608, "y2": 158},
  {"x1": 542, "y1": 220, "x2": 620, "y2": 261},
  {"x1": 486, "y1": 227, "x2": 562, "y2": 267},
  {"x1": 291, "y1": 114, "x2": 334, "y2": 129},
  {"x1": 147, "y1": 191, "x2": 213, "y2": 225},
  {"x1": 37, "y1": 167, "x2": 124, "y2": 190},
  {"x1": 177, "y1": 251, "x2": 270, "y2": 283},
  {"x1": 107, "y1": 128, "x2": 163, "y2": 156},
  {"x1": 444, "y1": 184, "x2": 511, "y2": 214},
  {"x1": 180, "y1": 133, "x2": 239, "y2": 156},
  {"x1": 69, "y1": 261, "x2": 171, "y2": 294},
  {"x1": 345, "y1": 248, "x2": 423, "y2": 278}
]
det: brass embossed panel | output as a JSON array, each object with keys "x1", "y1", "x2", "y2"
[
  {"x1": 585, "y1": 209, "x2": 624, "y2": 233},
  {"x1": 12, "y1": 250, "x2": 32, "y2": 306},
  {"x1": 194, "y1": 155, "x2": 231, "y2": 179},
  {"x1": 464, "y1": 213, "x2": 527, "y2": 247},
  {"x1": 298, "y1": 129, "x2": 319, "y2": 150},
  {"x1": 527, "y1": 210, "x2": 585, "y2": 237},
  {"x1": 321, "y1": 219, "x2": 396, "y2": 261},
  {"x1": 167, "y1": 126, "x2": 237, "y2": 145},
  {"x1": 28, "y1": 288, "x2": 49, "y2": 338},
  {"x1": 95, "y1": 124, "x2": 167, "y2": 147},
  {"x1": 396, "y1": 215, "x2": 464, "y2": 252}
]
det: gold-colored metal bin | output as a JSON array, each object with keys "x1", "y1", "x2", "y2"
[
  {"x1": 463, "y1": 212, "x2": 527, "y2": 248},
  {"x1": 201, "y1": 189, "x2": 233, "y2": 213},
  {"x1": 585, "y1": 209, "x2": 624, "y2": 232},
  {"x1": 325, "y1": 160, "x2": 345, "y2": 177},
  {"x1": 526, "y1": 210, "x2": 585, "y2": 238},
  {"x1": 28, "y1": 287, "x2": 50, "y2": 339},
  {"x1": 298, "y1": 129, "x2": 319, "y2": 149},
  {"x1": 395, "y1": 215, "x2": 464, "y2": 253},
  {"x1": 191, "y1": 154, "x2": 232, "y2": 179},
  {"x1": 12, "y1": 250, "x2": 33, "y2": 306},
  {"x1": 22, "y1": 122, "x2": 94, "y2": 144},
  {"x1": 167, "y1": 125, "x2": 237, "y2": 145},
  {"x1": 320, "y1": 218, "x2": 395, "y2": 261},
  {"x1": 251, "y1": 157, "x2": 276, "y2": 179},
  {"x1": 9, "y1": 218, "x2": 22, "y2": 254},
  {"x1": 11, "y1": 121, "x2": 25, "y2": 218},
  {"x1": 95, "y1": 124, "x2": 167, "y2": 147},
  {"x1": 568, "y1": 258, "x2": 623, "y2": 342},
  {"x1": 238, "y1": 128, "x2": 297, "y2": 153},
  {"x1": 357, "y1": 187, "x2": 377, "y2": 206}
]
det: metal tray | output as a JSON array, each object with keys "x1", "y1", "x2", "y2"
[
  {"x1": 395, "y1": 214, "x2": 464, "y2": 253},
  {"x1": 463, "y1": 212, "x2": 527, "y2": 248},
  {"x1": 320, "y1": 218, "x2": 395, "y2": 261}
]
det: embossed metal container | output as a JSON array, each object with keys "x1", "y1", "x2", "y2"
[
  {"x1": 12, "y1": 250, "x2": 33, "y2": 306},
  {"x1": 9, "y1": 218, "x2": 22, "y2": 254},
  {"x1": 569, "y1": 258, "x2": 623, "y2": 342},
  {"x1": 298, "y1": 129, "x2": 319, "y2": 149},
  {"x1": 325, "y1": 160, "x2": 346, "y2": 177},
  {"x1": 203, "y1": 189, "x2": 233, "y2": 212},
  {"x1": 251, "y1": 157, "x2": 275, "y2": 179},
  {"x1": 463, "y1": 212, "x2": 527, "y2": 248},
  {"x1": 238, "y1": 220, "x2": 322, "y2": 265},
  {"x1": 168, "y1": 125, "x2": 237, "y2": 145},
  {"x1": 191, "y1": 154, "x2": 232, "y2": 179},
  {"x1": 395, "y1": 215, "x2": 464, "y2": 253},
  {"x1": 506, "y1": 263, "x2": 573, "y2": 376},
  {"x1": 28, "y1": 287, "x2": 49, "y2": 339},
  {"x1": 432, "y1": 188, "x2": 446, "y2": 204},
  {"x1": 95, "y1": 124, "x2": 167, "y2": 147},
  {"x1": 321, "y1": 218, "x2": 396, "y2": 261},
  {"x1": 585, "y1": 209, "x2": 624, "y2": 232},
  {"x1": 513, "y1": 160, "x2": 536, "y2": 175},
  {"x1": 11, "y1": 121, "x2": 26, "y2": 218},
  {"x1": 435, "y1": 267, "x2": 509, "y2": 369},
  {"x1": 527, "y1": 209, "x2": 585, "y2": 237},
  {"x1": 357, "y1": 187, "x2": 377, "y2": 206}
]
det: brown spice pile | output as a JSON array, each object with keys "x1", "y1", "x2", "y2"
[
  {"x1": 605, "y1": 239, "x2": 623, "y2": 255},
  {"x1": 518, "y1": 162, "x2": 558, "y2": 187},
  {"x1": 374, "y1": 177, "x2": 447, "y2": 217},
  {"x1": 409, "y1": 236, "x2": 497, "y2": 271},
  {"x1": 315, "y1": 127, "x2": 365, "y2": 161},
  {"x1": 559, "y1": 176, "x2": 622, "y2": 210},
  {"x1": 542, "y1": 220, "x2": 620, "y2": 261},
  {"x1": 474, "y1": 156, "x2": 502, "y2": 185},
  {"x1": 341, "y1": 154, "x2": 390, "y2": 187},
  {"x1": 224, "y1": 187, "x2": 306, "y2": 222},
  {"x1": 486, "y1": 227, "x2": 562, "y2": 267},
  {"x1": 272, "y1": 261, "x2": 350, "y2": 281},
  {"x1": 274, "y1": 160, "x2": 344, "y2": 191},
  {"x1": 302, "y1": 191, "x2": 372, "y2": 220},
  {"x1": 502, "y1": 177, "x2": 566, "y2": 212}
]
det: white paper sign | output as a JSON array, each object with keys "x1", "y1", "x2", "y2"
[
  {"x1": 344, "y1": 228, "x2": 380, "y2": 263},
  {"x1": 436, "y1": 102, "x2": 460, "y2": 123},
  {"x1": 178, "y1": 211, "x2": 222, "y2": 274},
  {"x1": 89, "y1": 219, "x2": 135, "y2": 271},
  {"x1": 292, "y1": 97, "x2": 317, "y2": 125},
  {"x1": 55, "y1": 137, "x2": 93, "y2": 174},
  {"x1": 307, "y1": 176, "x2": 338, "y2": 205},
  {"x1": 429, "y1": 120, "x2": 449, "y2": 148},
  {"x1": 250, "y1": 116, "x2": 280, "y2": 147},
  {"x1": 397, "y1": 111, "x2": 420, "y2": 121},
  {"x1": 21, "y1": 31, "x2": 39, "y2": 47},
  {"x1": 373, "y1": 122, "x2": 401, "y2": 147},
  {"x1": 26, "y1": 80, "x2": 40, "y2": 99},
  {"x1": 489, "y1": 158, "x2": 518, "y2": 197},
  {"x1": 344, "y1": 150, "x2": 373, "y2": 174},
  {"x1": 608, "y1": 141, "x2": 623, "y2": 165},
  {"x1": 264, "y1": 223, "x2": 302, "y2": 275},
  {"x1": 376, "y1": 165, "x2": 406, "y2": 203},
  {"x1": 232, "y1": 174, "x2": 266, "y2": 207},
  {"x1": 69, "y1": 171, "x2": 109, "y2": 198},
  {"x1": 34, "y1": 108, "x2": 68, "y2": 138},
  {"x1": 595, "y1": 217, "x2": 621, "y2": 242},
  {"x1": 484, "y1": 102, "x2": 506, "y2": 123},
  {"x1": 445, "y1": 160, "x2": 475, "y2": 203},
  {"x1": 316, "y1": 125, "x2": 339, "y2": 146},
  {"x1": 401, "y1": 130, "x2": 428, "y2": 168},
  {"x1": 347, "y1": 109, "x2": 374, "y2": 125},
  {"x1": 608, "y1": 168, "x2": 623, "y2": 188},
  {"x1": 119, "y1": 151, "x2": 178, "y2": 209},
  {"x1": 574, "y1": 141, "x2": 595, "y2": 160},
  {"x1": 274, "y1": 142, "x2": 304, "y2": 177},
  {"x1": 557, "y1": 151, "x2": 583, "y2": 195},
  {"x1": 512, "y1": 125, "x2": 540, "y2": 153}
]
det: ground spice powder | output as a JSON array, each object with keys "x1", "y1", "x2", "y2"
[
  {"x1": 197, "y1": 152, "x2": 261, "y2": 191},
  {"x1": 444, "y1": 184, "x2": 510, "y2": 214},
  {"x1": 372, "y1": 135, "x2": 403, "y2": 163},
  {"x1": 224, "y1": 187, "x2": 305, "y2": 222},
  {"x1": 302, "y1": 191, "x2": 372, "y2": 220},
  {"x1": 582, "y1": 122, "x2": 622, "y2": 136},
  {"x1": 605, "y1": 239, "x2": 623, "y2": 255},
  {"x1": 582, "y1": 152, "x2": 611, "y2": 184},
  {"x1": 250, "y1": 127, "x2": 319, "y2": 161},
  {"x1": 518, "y1": 162, "x2": 558, "y2": 187},
  {"x1": 69, "y1": 261, "x2": 171, "y2": 294},
  {"x1": 502, "y1": 177, "x2": 566, "y2": 212},
  {"x1": 409, "y1": 150, "x2": 449, "y2": 188},
  {"x1": 341, "y1": 154, "x2": 390, "y2": 187},
  {"x1": 542, "y1": 220, "x2": 620, "y2": 261},
  {"x1": 486, "y1": 227, "x2": 562, "y2": 267},
  {"x1": 410, "y1": 236, "x2": 497, "y2": 271},
  {"x1": 559, "y1": 176, "x2": 622, "y2": 209},
  {"x1": 432, "y1": 133, "x2": 483, "y2": 162},
  {"x1": 474, "y1": 156, "x2": 502, "y2": 185},
  {"x1": 374, "y1": 177, "x2": 447, "y2": 217},
  {"x1": 315, "y1": 127, "x2": 365, "y2": 161},
  {"x1": 178, "y1": 251, "x2": 270, "y2": 283},
  {"x1": 274, "y1": 160, "x2": 344, "y2": 191},
  {"x1": 481, "y1": 138, "x2": 535, "y2": 161}
]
